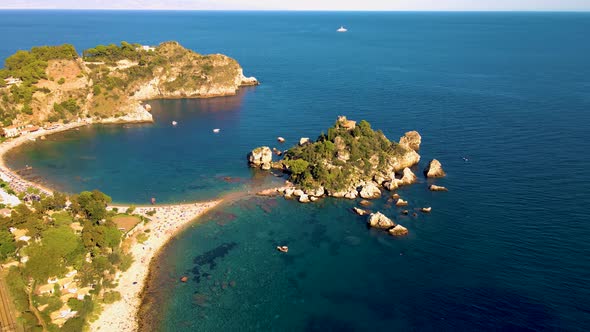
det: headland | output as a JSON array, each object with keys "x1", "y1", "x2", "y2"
[{"x1": 0, "y1": 41, "x2": 258, "y2": 331}]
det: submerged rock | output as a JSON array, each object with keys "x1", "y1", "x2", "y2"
[
  {"x1": 389, "y1": 224, "x2": 409, "y2": 236},
  {"x1": 359, "y1": 200, "x2": 372, "y2": 207},
  {"x1": 425, "y1": 159, "x2": 446, "y2": 178},
  {"x1": 368, "y1": 212, "x2": 395, "y2": 229}
]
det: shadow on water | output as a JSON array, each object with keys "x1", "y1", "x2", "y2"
[{"x1": 190, "y1": 242, "x2": 238, "y2": 284}]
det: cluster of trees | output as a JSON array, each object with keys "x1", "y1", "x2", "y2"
[
  {"x1": 0, "y1": 189, "x2": 133, "y2": 331},
  {"x1": 82, "y1": 42, "x2": 148, "y2": 63},
  {"x1": 283, "y1": 119, "x2": 401, "y2": 191},
  {"x1": 52, "y1": 98, "x2": 80, "y2": 119},
  {"x1": 0, "y1": 44, "x2": 78, "y2": 84},
  {"x1": 0, "y1": 44, "x2": 78, "y2": 125}
]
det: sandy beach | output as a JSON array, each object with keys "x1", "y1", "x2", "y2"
[
  {"x1": 89, "y1": 201, "x2": 222, "y2": 332},
  {"x1": 0, "y1": 119, "x2": 227, "y2": 331},
  {"x1": 0, "y1": 121, "x2": 90, "y2": 195}
]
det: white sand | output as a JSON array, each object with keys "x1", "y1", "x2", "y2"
[
  {"x1": 0, "y1": 120, "x2": 226, "y2": 331},
  {"x1": 90, "y1": 201, "x2": 221, "y2": 332}
]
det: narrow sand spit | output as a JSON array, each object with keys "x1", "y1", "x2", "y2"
[{"x1": 90, "y1": 201, "x2": 221, "y2": 332}]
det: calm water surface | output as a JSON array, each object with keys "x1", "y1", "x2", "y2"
[{"x1": 2, "y1": 11, "x2": 590, "y2": 331}]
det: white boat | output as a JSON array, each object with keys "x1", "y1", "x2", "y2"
[
  {"x1": 172, "y1": 121, "x2": 178, "y2": 126},
  {"x1": 213, "y1": 128, "x2": 220, "y2": 133},
  {"x1": 337, "y1": 26, "x2": 348, "y2": 32}
]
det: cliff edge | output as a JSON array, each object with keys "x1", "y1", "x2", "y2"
[{"x1": 0, "y1": 41, "x2": 258, "y2": 127}]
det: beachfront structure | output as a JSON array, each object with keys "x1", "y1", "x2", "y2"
[
  {"x1": 1, "y1": 125, "x2": 21, "y2": 138},
  {"x1": 21, "y1": 125, "x2": 40, "y2": 134}
]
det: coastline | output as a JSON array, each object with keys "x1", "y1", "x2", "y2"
[
  {"x1": 0, "y1": 117, "x2": 222, "y2": 332},
  {"x1": 0, "y1": 118, "x2": 279, "y2": 331},
  {"x1": 0, "y1": 117, "x2": 152, "y2": 195},
  {"x1": 89, "y1": 200, "x2": 223, "y2": 332}
]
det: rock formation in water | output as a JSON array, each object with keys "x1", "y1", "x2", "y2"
[
  {"x1": 359, "y1": 182, "x2": 382, "y2": 199},
  {"x1": 368, "y1": 212, "x2": 395, "y2": 229},
  {"x1": 252, "y1": 116, "x2": 421, "y2": 201},
  {"x1": 248, "y1": 147, "x2": 273, "y2": 170},
  {"x1": 399, "y1": 131, "x2": 422, "y2": 151},
  {"x1": 424, "y1": 159, "x2": 446, "y2": 178},
  {"x1": 429, "y1": 184, "x2": 448, "y2": 191},
  {"x1": 389, "y1": 224, "x2": 409, "y2": 236}
]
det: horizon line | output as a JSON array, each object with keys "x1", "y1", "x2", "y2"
[{"x1": 0, "y1": 8, "x2": 589, "y2": 12}]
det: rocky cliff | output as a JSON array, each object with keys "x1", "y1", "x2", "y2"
[{"x1": 0, "y1": 41, "x2": 258, "y2": 127}]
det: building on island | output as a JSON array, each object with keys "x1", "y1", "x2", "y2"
[
  {"x1": 3, "y1": 77, "x2": 22, "y2": 86},
  {"x1": 137, "y1": 45, "x2": 156, "y2": 52}
]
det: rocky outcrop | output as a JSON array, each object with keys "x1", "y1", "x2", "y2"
[
  {"x1": 1, "y1": 41, "x2": 257, "y2": 127},
  {"x1": 100, "y1": 105, "x2": 153, "y2": 123},
  {"x1": 336, "y1": 115, "x2": 356, "y2": 130},
  {"x1": 239, "y1": 70, "x2": 259, "y2": 86},
  {"x1": 389, "y1": 224, "x2": 408, "y2": 236},
  {"x1": 352, "y1": 207, "x2": 369, "y2": 216},
  {"x1": 424, "y1": 159, "x2": 446, "y2": 178},
  {"x1": 399, "y1": 131, "x2": 421, "y2": 151},
  {"x1": 390, "y1": 148, "x2": 421, "y2": 172},
  {"x1": 299, "y1": 137, "x2": 311, "y2": 146},
  {"x1": 359, "y1": 182, "x2": 381, "y2": 199},
  {"x1": 368, "y1": 212, "x2": 395, "y2": 229},
  {"x1": 298, "y1": 194, "x2": 311, "y2": 203},
  {"x1": 248, "y1": 147, "x2": 272, "y2": 170},
  {"x1": 307, "y1": 187, "x2": 325, "y2": 197},
  {"x1": 399, "y1": 168, "x2": 418, "y2": 186},
  {"x1": 395, "y1": 199, "x2": 408, "y2": 206},
  {"x1": 429, "y1": 184, "x2": 448, "y2": 191}
]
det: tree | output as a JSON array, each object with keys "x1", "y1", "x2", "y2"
[
  {"x1": 75, "y1": 190, "x2": 112, "y2": 223},
  {"x1": 0, "y1": 230, "x2": 16, "y2": 260},
  {"x1": 24, "y1": 226, "x2": 82, "y2": 281},
  {"x1": 285, "y1": 159, "x2": 309, "y2": 176}
]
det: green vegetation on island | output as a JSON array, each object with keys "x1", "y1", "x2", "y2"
[
  {"x1": 249, "y1": 116, "x2": 422, "y2": 201},
  {"x1": 0, "y1": 189, "x2": 136, "y2": 331},
  {"x1": 0, "y1": 41, "x2": 257, "y2": 128},
  {"x1": 281, "y1": 117, "x2": 413, "y2": 192}
]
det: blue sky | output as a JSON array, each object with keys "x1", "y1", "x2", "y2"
[{"x1": 2, "y1": 0, "x2": 589, "y2": 11}]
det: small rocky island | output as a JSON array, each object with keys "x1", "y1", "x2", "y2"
[
  {"x1": 249, "y1": 116, "x2": 447, "y2": 236},
  {"x1": 249, "y1": 116, "x2": 446, "y2": 202}
]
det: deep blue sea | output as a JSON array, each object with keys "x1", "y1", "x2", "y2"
[{"x1": 2, "y1": 11, "x2": 590, "y2": 331}]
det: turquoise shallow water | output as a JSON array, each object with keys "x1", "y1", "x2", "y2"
[{"x1": 2, "y1": 11, "x2": 590, "y2": 331}]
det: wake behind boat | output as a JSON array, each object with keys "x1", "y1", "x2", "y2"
[{"x1": 337, "y1": 26, "x2": 348, "y2": 32}]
